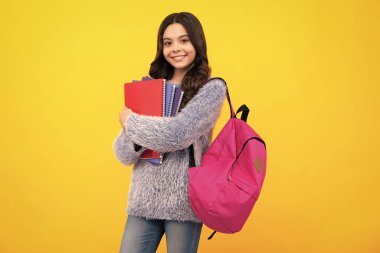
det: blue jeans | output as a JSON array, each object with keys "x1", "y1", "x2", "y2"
[{"x1": 119, "y1": 215, "x2": 203, "y2": 253}]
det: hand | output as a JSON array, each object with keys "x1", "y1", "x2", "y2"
[{"x1": 119, "y1": 106, "x2": 133, "y2": 129}]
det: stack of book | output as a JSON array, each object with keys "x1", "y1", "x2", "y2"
[{"x1": 124, "y1": 76, "x2": 184, "y2": 165}]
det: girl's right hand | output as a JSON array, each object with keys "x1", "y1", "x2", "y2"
[{"x1": 119, "y1": 107, "x2": 133, "y2": 129}]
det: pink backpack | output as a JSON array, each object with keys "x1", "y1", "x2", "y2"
[{"x1": 188, "y1": 77, "x2": 267, "y2": 239}]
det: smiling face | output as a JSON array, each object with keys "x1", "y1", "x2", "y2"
[{"x1": 162, "y1": 23, "x2": 196, "y2": 74}]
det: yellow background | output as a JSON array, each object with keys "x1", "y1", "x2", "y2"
[{"x1": 1, "y1": 0, "x2": 379, "y2": 252}]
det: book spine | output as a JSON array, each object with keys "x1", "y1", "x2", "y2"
[
  {"x1": 162, "y1": 79, "x2": 166, "y2": 117},
  {"x1": 140, "y1": 153, "x2": 163, "y2": 159},
  {"x1": 175, "y1": 91, "x2": 184, "y2": 115},
  {"x1": 159, "y1": 79, "x2": 166, "y2": 160},
  {"x1": 168, "y1": 85, "x2": 175, "y2": 117}
]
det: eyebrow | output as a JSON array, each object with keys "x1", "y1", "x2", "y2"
[{"x1": 163, "y1": 34, "x2": 189, "y2": 41}]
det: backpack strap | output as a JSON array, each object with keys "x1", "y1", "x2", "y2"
[
  {"x1": 207, "y1": 77, "x2": 235, "y2": 118},
  {"x1": 189, "y1": 144, "x2": 195, "y2": 167},
  {"x1": 235, "y1": 104, "x2": 250, "y2": 122},
  {"x1": 208, "y1": 230, "x2": 217, "y2": 240},
  {"x1": 225, "y1": 83, "x2": 235, "y2": 118}
]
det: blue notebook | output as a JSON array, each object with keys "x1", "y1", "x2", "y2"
[{"x1": 165, "y1": 84, "x2": 176, "y2": 117}]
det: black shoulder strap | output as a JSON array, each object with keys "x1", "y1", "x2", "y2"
[
  {"x1": 207, "y1": 77, "x2": 234, "y2": 118},
  {"x1": 235, "y1": 104, "x2": 250, "y2": 122},
  {"x1": 189, "y1": 144, "x2": 195, "y2": 167}
]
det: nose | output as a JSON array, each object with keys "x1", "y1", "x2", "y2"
[{"x1": 171, "y1": 42, "x2": 181, "y2": 52}]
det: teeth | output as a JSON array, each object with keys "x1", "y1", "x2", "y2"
[{"x1": 173, "y1": 55, "x2": 185, "y2": 61}]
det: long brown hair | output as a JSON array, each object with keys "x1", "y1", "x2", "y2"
[{"x1": 149, "y1": 12, "x2": 211, "y2": 110}]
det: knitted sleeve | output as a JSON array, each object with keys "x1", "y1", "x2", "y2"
[
  {"x1": 123, "y1": 78, "x2": 226, "y2": 153},
  {"x1": 112, "y1": 128, "x2": 147, "y2": 165}
]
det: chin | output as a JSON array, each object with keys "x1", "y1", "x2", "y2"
[{"x1": 171, "y1": 63, "x2": 190, "y2": 69}]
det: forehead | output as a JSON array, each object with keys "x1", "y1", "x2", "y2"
[{"x1": 163, "y1": 23, "x2": 188, "y2": 40}]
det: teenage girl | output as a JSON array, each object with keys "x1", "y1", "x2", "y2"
[{"x1": 113, "y1": 12, "x2": 226, "y2": 253}]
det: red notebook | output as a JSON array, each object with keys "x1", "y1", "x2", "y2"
[{"x1": 124, "y1": 78, "x2": 166, "y2": 161}]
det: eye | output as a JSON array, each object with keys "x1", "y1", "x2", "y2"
[
  {"x1": 163, "y1": 41, "x2": 171, "y2": 46},
  {"x1": 181, "y1": 39, "x2": 189, "y2": 43}
]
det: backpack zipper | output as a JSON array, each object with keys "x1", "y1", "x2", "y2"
[{"x1": 227, "y1": 137, "x2": 266, "y2": 178}]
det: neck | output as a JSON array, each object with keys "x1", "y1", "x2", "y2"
[
  {"x1": 170, "y1": 69, "x2": 186, "y2": 84},
  {"x1": 171, "y1": 63, "x2": 194, "y2": 84}
]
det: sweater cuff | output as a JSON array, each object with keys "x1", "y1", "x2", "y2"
[
  {"x1": 125, "y1": 113, "x2": 143, "y2": 152},
  {"x1": 123, "y1": 112, "x2": 135, "y2": 133}
]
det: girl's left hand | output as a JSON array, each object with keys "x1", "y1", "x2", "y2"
[{"x1": 119, "y1": 106, "x2": 133, "y2": 129}]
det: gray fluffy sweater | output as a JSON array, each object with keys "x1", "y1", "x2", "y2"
[{"x1": 112, "y1": 78, "x2": 226, "y2": 223}]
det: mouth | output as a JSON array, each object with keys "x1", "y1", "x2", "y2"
[{"x1": 171, "y1": 55, "x2": 186, "y2": 61}]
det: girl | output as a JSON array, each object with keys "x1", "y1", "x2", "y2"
[{"x1": 113, "y1": 12, "x2": 226, "y2": 253}]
